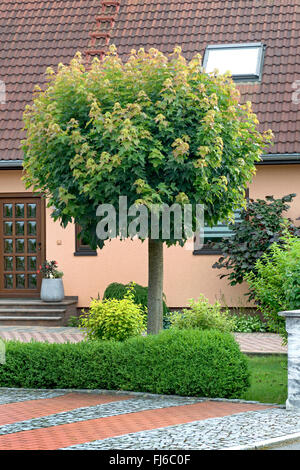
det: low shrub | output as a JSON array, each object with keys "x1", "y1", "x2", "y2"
[
  {"x1": 103, "y1": 281, "x2": 170, "y2": 328},
  {"x1": 79, "y1": 284, "x2": 146, "y2": 341},
  {"x1": 169, "y1": 295, "x2": 235, "y2": 333},
  {"x1": 0, "y1": 329, "x2": 250, "y2": 398},
  {"x1": 246, "y1": 234, "x2": 300, "y2": 342},
  {"x1": 232, "y1": 313, "x2": 270, "y2": 333},
  {"x1": 67, "y1": 315, "x2": 80, "y2": 328}
]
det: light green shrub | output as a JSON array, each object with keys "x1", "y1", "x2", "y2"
[
  {"x1": 79, "y1": 285, "x2": 146, "y2": 341},
  {"x1": 246, "y1": 234, "x2": 300, "y2": 342},
  {"x1": 232, "y1": 313, "x2": 271, "y2": 333},
  {"x1": 103, "y1": 281, "x2": 170, "y2": 328},
  {"x1": 169, "y1": 294, "x2": 235, "y2": 333}
]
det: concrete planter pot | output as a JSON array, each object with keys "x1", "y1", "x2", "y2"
[{"x1": 40, "y1": 278, "x2": 65, "y2": 302}]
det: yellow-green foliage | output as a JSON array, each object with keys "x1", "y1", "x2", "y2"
[
  {"x1": 22, "y1": 46, "x2": 273, "y2": 249},
  {"x1": 80, "y1": 285, "x2": 146, "y2": 341},
  {"x1": 170, "y1": 294, "x2": 235, "y2": 333}
]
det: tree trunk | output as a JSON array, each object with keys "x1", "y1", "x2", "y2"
[{"x1": 147, "y1": 238, "x2": 164, "y2": 335}]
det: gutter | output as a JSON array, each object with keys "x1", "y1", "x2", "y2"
[
  {"x1": 0, "y1": 159, "x2": 23, "y2": 168},
  {"x1": 0, "y1": 154, "x2": 300, "y2": 169},
  {"x1": 258, "y1": 153, "x2": 300, "y2": 164}
]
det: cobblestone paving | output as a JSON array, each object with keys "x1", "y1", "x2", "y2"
[
  {"x1": 64, "y1": 408, "x2": 300, "y2": 450},
  {"x1": 0, "y1": 396, "x2": 204, "y2": 436},
  {"x1": 0, "y1": 389, "x2": 66, "y2": 405},
  {"x1": 0, "y1": 389, "x2": 276, "y2": 450}
]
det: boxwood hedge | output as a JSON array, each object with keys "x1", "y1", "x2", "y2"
[{"x1": 0, "y1": 329, "x2": 250, "y2": 398}]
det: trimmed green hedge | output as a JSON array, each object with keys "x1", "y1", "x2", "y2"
[{"x1": 0, "y1": 329, "x2": 250, "y2": 398}]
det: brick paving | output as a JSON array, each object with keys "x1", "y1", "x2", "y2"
[
  {"x1": 234, "y1": 332, "x2": 287, "y2": 354},
  {"x1": 0, "y1": 393, "x2": 132, "y2": 427},
  {"x1": 0, "y1": 326, "x2": 288, "y2": 354},
  {"x1": 0, "y1": 326, "x2": 84, "y2": 344},
  {"x1": 0, "y1": 393, "x2": 272, "y2": 450}
]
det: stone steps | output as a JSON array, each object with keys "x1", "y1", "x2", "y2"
[{"x1": 0, "y1": 298, "x2": 78, "y2": 326}]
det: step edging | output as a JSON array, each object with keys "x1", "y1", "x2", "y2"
[{"x1": 0, "y1": 316, "x2": 63, "y2": 321}]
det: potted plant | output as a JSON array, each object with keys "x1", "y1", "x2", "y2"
[{"x1": 38, "y1": 260, "x2": 64, "y2": 302}]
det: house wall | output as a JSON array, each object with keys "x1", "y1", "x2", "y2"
[{"x1": 0, "y1": 165, "x2": 300, "y2": 308}]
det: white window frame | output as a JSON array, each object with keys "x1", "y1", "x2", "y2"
[{"x1": 203, "y1": 43, "x2": 265, "y2": 82}]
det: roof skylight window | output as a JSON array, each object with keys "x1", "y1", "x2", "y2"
[{"x1": 203, "y1": 43, "x2": 265, "y2": 82}]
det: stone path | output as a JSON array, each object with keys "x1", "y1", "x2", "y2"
[
  {"x1": 0, "y1": 326, "x2": 288, "y2": 354},
  {"x1": 0, "y1": 388, "x2": 278, "y2": 450},
  {"x1": 0, "y1": 388, "x2": 299, "y2": 450},
  {"x1": 234, "y1": 332, "x2": 287, "y2": 354},
  {"x1": 0, "y1": 326, "x2": 84, "y2": 344}
]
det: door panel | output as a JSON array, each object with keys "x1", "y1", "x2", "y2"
[{"x1": 0, "y1": 195, "x2": 45, "y2": 296}]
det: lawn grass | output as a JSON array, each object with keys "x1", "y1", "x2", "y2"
[{"x1": 241, "y1": 354, "x2": 288, "y2": 404}]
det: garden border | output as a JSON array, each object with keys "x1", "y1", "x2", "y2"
[{"x1": 227, "y1": 432, "x2": 300, "y2": 450}]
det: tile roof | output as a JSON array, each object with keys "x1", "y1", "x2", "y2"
[
  {"x1": 0, "y1": 0, "x2": 299, "y2": 160},
  {"x1": 0, "y1": 0, "x2": 100, "y2": 160},
  {"x1": 109, "y1": 0, "x2": 300, "y2": 156}
]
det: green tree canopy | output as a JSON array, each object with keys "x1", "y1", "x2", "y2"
[{"x1": 22, "y1": 46, "x2": 273, "y2": 333}]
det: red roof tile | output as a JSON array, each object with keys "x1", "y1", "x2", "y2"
[
  {"x1": 108, "y1": 0, "x2": 300, "y2": 155},
  {"x1": 0, "y1": 0, "x2": 101, "y2": 160},
  {"x1": 0, "y1": 0, "x2": 299, "y2": 160}
]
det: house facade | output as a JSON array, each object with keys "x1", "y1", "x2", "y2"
[{"x1": 0, "y1": 0, "x2": 299, "y2": 321}]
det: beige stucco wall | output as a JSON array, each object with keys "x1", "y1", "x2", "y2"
[{"x1": 1, "y1": 165, "x2": 300, "y2": 308}]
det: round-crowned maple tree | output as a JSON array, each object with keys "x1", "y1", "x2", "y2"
[{"x1": 22, "y1": 46, "x2": 273, "y2": 334}]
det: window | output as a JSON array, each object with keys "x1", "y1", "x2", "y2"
[
  {"x1": 74, "y1": 224, "x2": 97, "y2": 256},
  {"x1": 203, "y1": 43, "x2": 265, "y2": 82},
  {"x1": 194, "y1": 189, "x2": 249, "y2": 255},
  {"x1": 193, "y1": 211, "x2": 242, "y2": 255}
]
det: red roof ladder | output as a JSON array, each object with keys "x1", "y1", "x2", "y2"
[{"x1": 85, "y1": 1, "x2": 120, "y2": 62}]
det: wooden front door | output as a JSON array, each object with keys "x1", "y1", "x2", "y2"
[{"x1": 0, "y1": 194, "x2": 45, "y2": 297}]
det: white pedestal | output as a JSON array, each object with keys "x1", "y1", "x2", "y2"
[{"x1": 279, "y1": 310, "x2": 300, "y2": 410}]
